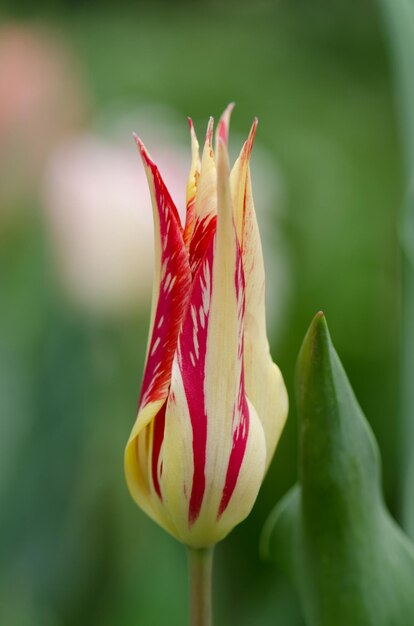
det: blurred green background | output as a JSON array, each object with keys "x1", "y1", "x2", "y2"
[{"x1": 0, "y1": 0, "x2": 407, "y2": 624}]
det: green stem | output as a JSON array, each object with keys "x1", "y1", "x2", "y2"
[{"x1": 187, "y1": 547, "x2": 214, "y2": 626}]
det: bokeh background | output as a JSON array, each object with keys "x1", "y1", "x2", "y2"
[{"x1": 0, "y1": 0, "x2": 409, "y2": 624}]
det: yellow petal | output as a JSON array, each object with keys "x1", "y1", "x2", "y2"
[
  {"x1": 124, "y1": 137, "x2": 192, "y2": 533},
  {"x1": 230, "y1": 127, "x2": 288, "y2": 469},
  {"x1": 215, "y1": 102, "x2": 235, "y2": 155},
  {"x1": 125, "y1": 401, "x2": 177, "y2": 535},
  {"x1": 183, "y1": 118, "x2": 201, "y2": 248}
]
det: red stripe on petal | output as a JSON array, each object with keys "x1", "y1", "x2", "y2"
[
  {"x1": 189, "y1": 214, "x2": 217, "y2": 276},
  {"x1": 218, "y1": 244, "x2": 250, "y2": 518},
  {"x1": 176, "y1": 237, "x2": 215, "y2": 525},
  {"x1": 135, "y1": 137, "x2": 192, "y2": 410},
  {"x1": 243, "y1": 118, "x2": 258, "y2": 161},
  {"x1": 151, "y1": 403, "x2": 166, "y2": 500},
  {"x1": 217, "y1": 370, "x2": 250, "y2": 517},
  {"x1": 187, "y1": 118, "x2": 217, "y2": 274},
  {"x1": 134, "y1": 136, "x2": 183, "y2": 231}
]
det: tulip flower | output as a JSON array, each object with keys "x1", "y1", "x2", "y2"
[{"x1": 125, "y1": 105, "x2": 288, "y2": 550}]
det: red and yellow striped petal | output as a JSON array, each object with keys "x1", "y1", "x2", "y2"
[
  {"x1": 230, "y1": 124, "x2": 288, "y2": 469},
  {"x1": 124, "y1": 137, "x2": 192, "y2": 531},
  {"x1": 133, "y1": 136, "x2": 192, "y2": 414},
  {"x1": 203, "y1": 138, "x2": 266, "y2": 541},
  {"x1": 159, "y1": 138, "x2": 266, "y2": 547},
  {"x1": 187, "y1": 104, "x2": 235, "y2": 278},
  {"x1": 188, "y1": 118, "x2": 217, "y2": 276},
  {"x1": 160, "y1": 238, "x2": 214, "y2": 543}
]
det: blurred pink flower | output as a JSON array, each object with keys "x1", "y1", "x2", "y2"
[
  {"x1": 42, "y1": 132, "x2": 189, "y2": 316},
  {"x1": 0, "y1": 23, "x2": 85, "y2": 217}
]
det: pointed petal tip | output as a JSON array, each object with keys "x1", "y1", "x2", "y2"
[
  {"x1": 187, "y1": 117, "x2": 200, "y2": 159},
  {"x1": 217, "y1": 103, "x2": 235, "y2": 147},
  {"x1": 223, "y1": 101, "x2": 236, "y2": 119},
  {"x1": 240, "y1": 118, "x2": 259, "y2": 160},
  {"x1": 133, "y1": 134, "x2": 153, "y2": 166},
  {"x1": 220, "y1": 102, "x2": 235, "y2": 122},
  {"x1": 206, "y1": 116, "x2": 214, "y2": 145},
  {"x1": 187, "y1": 117, "x2": 199, "y2": 147},
  {"x1": 132, "y1": 131, "x2": 141, "y2": 147}
]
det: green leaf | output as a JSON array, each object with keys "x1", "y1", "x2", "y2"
[{"x1": 262, "y1": 312, "x2": 414, "y2": 626}]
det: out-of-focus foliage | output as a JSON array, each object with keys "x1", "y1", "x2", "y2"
[
  {"x1": 0, "y1": 0, "x2": 405, "y2": 624},
  {"x1": 263, "y1": 313, "x2": 414, "y2": 626},
  {"x1": 379, "y1": 0, "x2": 414, "y2": 539}
]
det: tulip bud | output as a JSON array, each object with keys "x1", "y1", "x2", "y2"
[{"x1": 125, "y1": 106, "x2": 288, "y2": 548}]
